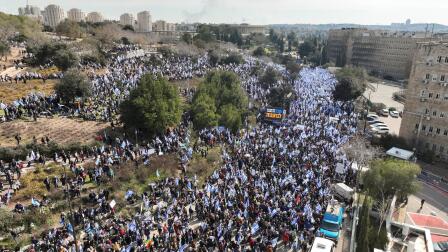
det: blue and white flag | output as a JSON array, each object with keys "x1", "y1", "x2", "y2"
[{"x1": 31, "y1": 197, "x2": 40, "y2": 207}]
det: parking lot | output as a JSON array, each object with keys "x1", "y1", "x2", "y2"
[{"x1": 364, "y1": 83, "x2": 404, "y2": 135}]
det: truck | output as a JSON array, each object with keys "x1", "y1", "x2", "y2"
[
  {"x1": 319, "y1": 200, "x2": 345, "y2": 241},
  {"x1": 309, "y1": 237, "x2": 336, "y2": 252},
  {"x1": 332, "y1": 183, "x2": 354, "y2": 202}
]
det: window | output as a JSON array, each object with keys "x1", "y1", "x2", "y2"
[
  {"x1": 436, "y1": 93, "x2": 440, "y2": 99},
  {"x1": 429, "y1": 126, "x2": 434, "y2": 133},
  {"x1": 441, "y1": 112, "x2": 445, "y2": 118},
  {"x1": 433, "y1": 75, "x2": 438, "y2": 81},
  {"x1": 422, "y1": 125, "x2": 427, "y2": 131},
  {"x1": 429, "y1": 93, "x2": 433, "y2": 98},
  {"x1": 440, "y1": 146, "x2": 445, "y2": 153},
  {"x1": 426, "y1": 73, "x2": 430, "y2": 79},
  {"x1": 445, "y1": 94, "x2": 448, "y2": 100},
  {"x1": 425, "y1": 108, "x2": 430, "y2": 115},
  {"x1": 437, "y1": 56, "x2": 442, "y2": 63},
  {"x1": 432, "y1": 144, "x2": 437, "y2": 151},
  {"x1": 444, "y1": 130, "x2": 448, "y2": 136},
  {"x1": 445, "y1": 57, "x2": 448, "y2": 63},
  {"x1": 433, "y1": 111, "x2": 437, "y2": 116},
  {"x1": 437, "y1": 128, "x2": 441, "y2": 134},
  {"x1": 415, "y1": 123, "x2": 419, "y2": 130},
  {"x1": 421, "y1": 90, "x2": 426, "y2": 97},
  {"x1": 442, "y1": 75, "x2": 446, "y2": 82}
]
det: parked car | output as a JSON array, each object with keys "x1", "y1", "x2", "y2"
[
  {"x1": 379, "y1": 109, "x2": 389, "y2": 117},
  {"x1": 389, "y1": 111, "x2": 399, "y2": 118},
  {"x1": 367, "y1": 114, "x2": 379, "y2": 120},
  {"x1": 371, "y1": 125, "x2": 390, "y2": 134},
  {"x1": 370, "y1": 123, "x2": 388, "y2": 128},
  {"x1": 368, "y1": 119, "x2": 384, "y2": 125}
]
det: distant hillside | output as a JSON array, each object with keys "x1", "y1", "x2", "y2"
[{"x1": 270, "y1": 23, "x2": 448, "y2": 32}]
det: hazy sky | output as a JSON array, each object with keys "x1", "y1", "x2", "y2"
[{"x1": 1, "y1": 0, "x2": 447, "y2": 25}]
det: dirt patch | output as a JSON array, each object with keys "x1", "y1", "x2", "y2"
[
  {"x1": 187, "y1": 146, "x2": 222, "y2": 185},
  {"x1": 171, "y1": 77, "x2": 203, "y2": 89},
  {"x1": 0, "y1": 117, "x2": 109, "y2": 147},
  {"x1": 0, "y1": 79, "x2": 57, "y2": 104}
]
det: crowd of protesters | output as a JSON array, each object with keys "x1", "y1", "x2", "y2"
[{"x1": 0, "y1": 43, "x2": 360, "y2": 251}]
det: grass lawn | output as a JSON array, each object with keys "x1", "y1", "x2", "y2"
[
  {"x1": 0, "y1": 79, "x2": 57, "y2": 104},
  {"x1": 0, "y1": 117, "x2": 109, "y2": 148}
]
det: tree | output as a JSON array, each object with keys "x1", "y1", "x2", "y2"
[
  {"x1": 182, "y1": 33, "x2": 193, "y2": 44},
  {"x1": 286, "y1": 31, "x2": 297, "y2": 51},
  {"x1": 55, "y1": 70, "x2": 92, "y2": 104},
  {"x1": 122, "y1": 25, "x2": 134, "y2": 32},
  {"x1": 333, "y1": 67, "x2": 367, "y2": 102},
  {"x1": 363, "y1": 159, "x2": 421, "y2": 234},
  {"x1": 208, "y1": 50, "x2": 220, "y2": 66},
  {"x1": 0, "y1": 41, "x2": 10, "y2": 61},
  {"x1": 121, "y1": 37, "x2": 131, "y2": 45},
  {"x1": 267, "y1": 85, "x2": 295, "y2": 110},
  {"x1": 286, "y1": 61, "x2": 301, "y2": 80},
  {"x1": 376, "y1": 134, "x2": 410, "y2": 151},
  {"x1": 56, "y1": 20, "x2": 82, "y2": 38},
  {"x1": 356, "y1": 198, "x2": 371, "y2": 252},
  {"x1": 298, "y1": 40, "x2": 315, "y2": 58},
  {"x1": 53, "y1": 49, "x2": 78, "y2": 71},
  {"x1": 192, "y1": 93, "x2": 218, "y2": 130},
  {"x1": 192, "y1": 71, "x2": 248, "y2": 131},
  {"x1": 120, "y1": 74, "x2": 182, "y2": 137},
  {"x1": 219, "y1": 104, "x2": 242, "y2": 133},
  {"x1": 221, "y1": 53, "x2": 243, "y2": 65},
  {"x1": 260, "y1": 67, "x2": 279, "y2": 90},
  {"x1": 253, "y1": 46, "x2": 265, "y2": 57}
]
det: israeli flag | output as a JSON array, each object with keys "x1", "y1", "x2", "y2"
[{"x1": 31, "y1": 197, "x2": 40, "y2": 207}]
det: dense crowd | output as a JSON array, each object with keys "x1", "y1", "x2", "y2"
[{"x1": 0, "y1": 44, "x2": 359, "y2": 251}]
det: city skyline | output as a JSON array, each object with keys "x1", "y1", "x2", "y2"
[{"x1": 2, "y1": 0, "x2": 448, "y2": 25}]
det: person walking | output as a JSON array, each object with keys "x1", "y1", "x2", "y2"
[{"x1": 420, "y1": 199, "x2": 425, "y2": 209}]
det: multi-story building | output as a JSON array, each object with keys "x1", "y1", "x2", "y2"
[
  {"x1": 327, "y1": 28, "x2": 427, "y2": 80},
  {"x1": 86, "y1": 12, "x2": 103, "y2": 23},
  {"x1": 67, "y1": 8, "x2": 85, "y2": 22},
  {"x1": 120, "y1": 13, "x2": 134, "y2": 27},
  {"x1": 399, "y1": 41, "x2": 448, "y2": 160},
  {"x1": 137, "y1": 11, "x2": 152, "y2": 32},
  {"x1": 18, "y1": 5, "x2": 42, "y2": 21},
  {"x1": 153, "y1": 20, "x2": 176, "y2": 32},
  {"x1": 233, "y1": 24, "x2": 266, "y2": 36},
  {"x1": 43, "y1": 4, "x2": 65, "y2": 28},
  {"x1": 18, "y1": 5, "x2": 40, "y2": 16}
]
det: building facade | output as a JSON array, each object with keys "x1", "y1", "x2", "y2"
[
  {"x1": 43, "y1": 4, "x2": 65, "y2": 28},
  {"x1": 67, "y1": 8, "x2": 85, "y2": 22},
  {"x1": 233, "y1": 24, "x2": 266, "y2": 36},
  {"x1": 153, "y1": 20, "x2": 176, "y2": 32},
  {"x1": 18, "y1": 5, "x2": 40, "y2": 16},
  {"x1": 120, "y1": 13, "x2": 134, "y2": 27},
  {"x1": 86, "y1": 12, "x2": 103, "y2": 23},
  {"x1": 399, "y1": 42, "x2": 448, "y2": 160},
  {"x1": 328, "y1": 28, "x2": 427, "y2": 80},
  {"x1": 137, "y1": 11, "x2": 152, "y2": 32}
]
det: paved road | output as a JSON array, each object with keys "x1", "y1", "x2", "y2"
[{"x1": 410, "y1": 181, "x2": 448, "y2": 221}]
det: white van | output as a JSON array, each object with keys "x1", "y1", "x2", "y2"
[
  {"x1": 332, "y1": 183, "x2": 354, "y2": 201},
  {"x1": 310, "y1": 237, "x2": 335, "y2": 252}
]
